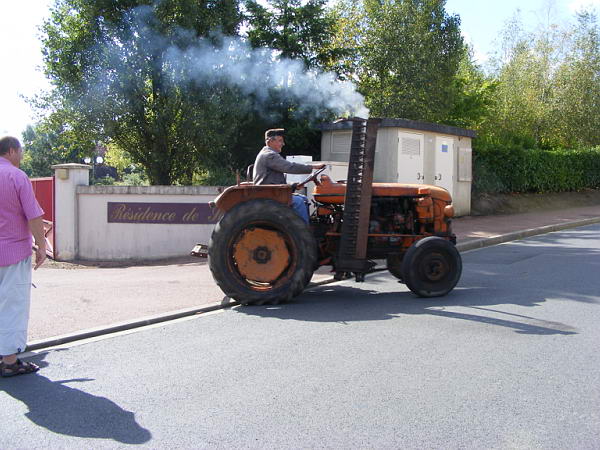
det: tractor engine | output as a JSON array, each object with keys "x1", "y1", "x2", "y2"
[
  {"x1": 368, "y1": 197, "x2": 414, "y2": 235},
  {"x1": 311, "y1": 175, "x2": 455, "y2": 261}
]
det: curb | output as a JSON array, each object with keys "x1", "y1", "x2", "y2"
[
  {"x1": 26, "y1": 300, "x2": 239, "y2": 352},
  {"x1": 455, "y1": 216, "x2": 600, "y2": 253},
  {"x1": 27, "y1": 216, "x2": 600, "y2": 352}
]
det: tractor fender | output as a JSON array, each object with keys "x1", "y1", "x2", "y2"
[{"x1": 213, "y1": 184, "x2": 293, "y2": 213}]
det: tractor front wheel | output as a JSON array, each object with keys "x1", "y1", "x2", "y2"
[
  {"x1": 209, "y1": 199, "x2": 317, "y2": 305},
  {"x1": 386, "y1": 253, "x2": 404, "y2": 281},
  {"x1": 401, "y1": 237, "x2": 462, "y2": 298}
]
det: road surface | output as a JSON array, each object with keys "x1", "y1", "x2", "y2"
[{"x1": 1, "y1": 224, "x2": 599, "y2": 448}]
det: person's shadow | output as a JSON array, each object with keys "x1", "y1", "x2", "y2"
[{"x1": 1, "y1": 352, "x2": 151, "y2": 444}]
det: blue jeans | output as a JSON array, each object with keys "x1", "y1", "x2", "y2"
[{"x1": 291, "y1": 194, "x2": 309, "y2": 223}]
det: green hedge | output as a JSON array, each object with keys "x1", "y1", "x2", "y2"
[{"x1": 473, "y1": 146, "x2": 600, "y2": 194}]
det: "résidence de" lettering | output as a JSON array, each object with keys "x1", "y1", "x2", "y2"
[
  {"x1": 109, "y1": 204, "x2": 178, "y2": 222},
  {"x1": 107, "y1": 202, "x2": 212, "y2": 224}
]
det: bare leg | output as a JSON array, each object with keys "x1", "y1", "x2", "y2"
[{"x1": 2, "y1": 354, "x2": 17, "y2": 365}]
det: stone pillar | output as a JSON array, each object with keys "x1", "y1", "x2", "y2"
[{"x1": 51, "y1": 163, "x2": 91, "y2": 261}]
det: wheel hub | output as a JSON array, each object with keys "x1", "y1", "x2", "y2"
[
  {"x1": 422, "y1": 253, "x2": 448, "y2": 281},
  {"x1": 253, "y1": 246, "x2": 272, "y2": 264},
  {"x1": 233, "y1": 228, "x2": 291, "y2": 283}
]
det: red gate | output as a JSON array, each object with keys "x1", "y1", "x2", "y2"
[{"x1": 30, "y1": 177, "x2": 55, "y2": 259}]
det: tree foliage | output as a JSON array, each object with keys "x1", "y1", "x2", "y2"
[
  {"x1": 39, "y1": 0, "x2": 358, "y2": 183},
  {"x1": 444, "y1": 46, "x2": 497, "y2": 129},
  {"x1": 245, "y1": 0, "x2": 336, "y2": 69},
  {"x1": 323, "y1": 0, "x2": 365, "y2": 80},
  {"x1": 481, "y1": 9, "x2": 600, "y2": 149},
  {"x1": 344, "y1": 0, "x2": 466, "y2": 122},
  {"x1": 41, "y1": 0, "x2": 244, "y2": 185},
  {"x1": 20, "y1": 110, "x2": 95, "y2": 177},
  {"x1": 551, "y1": 11, "x2": 600, "y2": 148}
]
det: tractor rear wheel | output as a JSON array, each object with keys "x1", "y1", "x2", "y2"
[
  {"x1": 401, "y1": 237, "x2": 462, "y2": 298},
  {"x1": 209, "y1": 199, "x2": 317, "y2": 305}
]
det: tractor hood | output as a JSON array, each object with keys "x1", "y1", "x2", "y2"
[{"x1": 313, "y1": 175, "x2": 452, "y2": 204}]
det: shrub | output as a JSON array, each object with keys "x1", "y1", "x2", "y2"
[
  {"x1": 192, "y1": 168, "x2": 237, "y2": 186},
  {"x1": 473, "y1": 146, "x2": 600, "y2": 194},
  {"x1": 92, "y1": 175, "x2": 116, "y2": 186},
  {"x1": 115, "y1": 172, "x2": 149, "y2": 186}
]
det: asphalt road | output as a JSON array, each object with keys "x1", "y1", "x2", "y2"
[{"x1": 1, "y1": 224, "x2": 600, "y2": 448}]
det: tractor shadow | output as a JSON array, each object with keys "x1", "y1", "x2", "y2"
[
  {"x1": 237, "y1": 227, "x2": 600, "y2": 335},
  {"x1": 236, "y1": 235, "x2": 600, "y2": 336},
  {"x1": 237, "y1": 280, "x2": 577, "y2": 336}
]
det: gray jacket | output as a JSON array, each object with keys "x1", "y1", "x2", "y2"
[{"x1": 253, "y1": 147, "x2": 313, "y2": 185}]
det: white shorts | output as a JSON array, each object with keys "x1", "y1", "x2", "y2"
[{"x1": 0, "y1": 256, "x2": 32, "y2": 355}]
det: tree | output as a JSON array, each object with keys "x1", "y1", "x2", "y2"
[
  {"x1": 551, "y1": 11, "x2": 600, "y2": 147},
  {"x1": 323, "y1": 0, "x2": 366, "y2": 81},
  {"x1": 245, "y1": 0, "x2": 337, "y2": 70},
  {"x1": 483, "y1": 11, "x2": 565, "y2": 148},
  {"x1": 480, "y1": 7, "x2": 600, "y2": 149},
  {"x1": 357, "y1": 0, "x2": 466, "y2": 122},
  {"x1": 243, "y1": 0, "x2": 341, "y2": 159},
  {"x1": 445, "y1": 46, "x2": 497, "y2": 130},
  {"x1": 41, "y1": 0, "x2": 245, "y2": 185},
  {"x1": 20, "y1": 110, "x2": 95, "y2": 177}
]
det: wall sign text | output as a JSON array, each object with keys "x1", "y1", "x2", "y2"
[{"x1": 107, "y1": 202, "x2": 218, "y2": 224}]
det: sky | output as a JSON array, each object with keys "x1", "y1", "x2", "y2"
[
  {"x1": 445, "y1": 0, "x2": 600, "y2": 62},
  {"x1": 0, "y1": 0, "x2": 599, "y2": 140}
]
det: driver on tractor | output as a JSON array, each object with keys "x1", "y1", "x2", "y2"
[{"x1": 253, "y1": 128, "x2": 325, "y2": 223}]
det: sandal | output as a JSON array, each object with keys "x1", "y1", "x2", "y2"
[{"x1": 0, "y1": 359, "x2": 40, "y2": 377}]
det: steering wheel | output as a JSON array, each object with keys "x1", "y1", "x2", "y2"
[{"x1": 292, "y1": 166, "x2": 327, "y2": 191}]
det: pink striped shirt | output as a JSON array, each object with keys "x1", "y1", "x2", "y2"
[{"x1": 0, "y1": 157, "x2": 44, "y2": 267}]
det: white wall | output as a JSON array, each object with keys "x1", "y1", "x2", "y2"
[{"x1": 76, "y1": 186, "x2": 220, "y2": 261}]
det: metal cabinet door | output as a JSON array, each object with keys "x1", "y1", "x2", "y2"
[
  {"x1": 397, "y1": 132, "x2": 425, "y2": 184},
  {"x1": 434, "y1": 136, "x2": 454, "y2": 194}
]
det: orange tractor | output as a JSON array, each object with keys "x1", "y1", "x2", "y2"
[{"x1": 195, "y1": 118, "x2": 462, "y2": 305}]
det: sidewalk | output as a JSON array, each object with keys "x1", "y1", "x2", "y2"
[{"x1": 27, "y1": 204, "x2": 600, "y2": 348}]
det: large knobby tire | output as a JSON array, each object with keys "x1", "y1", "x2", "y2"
[
  {"x1": 209, "y1": 199, "x2": 317, "y2": 305},
  {"x1": 401, "y1": 237, "x2": 462, "y2": 298}
]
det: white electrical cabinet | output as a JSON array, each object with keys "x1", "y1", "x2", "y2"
[
  {"x1": 397, "y1": 131, "x2": 425, "y2": 184},
  {"x1": 319, "y1": 119, "x2": 475, "y2": 216}
]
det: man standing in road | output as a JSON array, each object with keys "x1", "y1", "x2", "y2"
[
  {"x1": 253, "y1": 128, "x2": 325, "y2": 223},
  {"x1": 0, "y1": 136, "x2": 46, "y2": 377}
]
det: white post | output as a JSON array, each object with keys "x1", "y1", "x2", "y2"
[{"x1": 51, "y1": 163, "x2": 91, "y2": 261}]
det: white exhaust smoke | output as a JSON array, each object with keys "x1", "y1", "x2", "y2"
[
  {"x1": 164, "y1": 34, "x2": 370, "y2": 119},
  {"x1": 85, "y1": 5, "x2": 369, "y2": 121}
]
